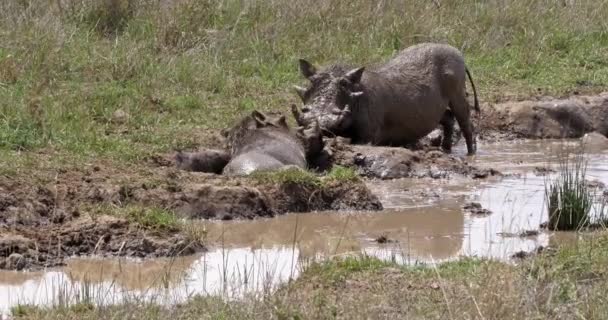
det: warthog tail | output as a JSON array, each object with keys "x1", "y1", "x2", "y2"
[{"x1": 465, "y1": 67, "x2": 480, "y2": 114}]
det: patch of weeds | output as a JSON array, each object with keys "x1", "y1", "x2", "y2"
[
  {"x1": 525, "y1": 232, "x2": 608, "y2": 305},
  {"x1": 324, "y1": 165, "x2": 359, "y2": 183},
  {"x1": 0, "y1": 117, "x2": 45, "y2": 151},
  {"x1": 11, "y1": 304, "x2": 38, "y2": 317},
  {"x1": 181, "y1": 222, "x2": 207, "y2": 247},
  {"x1": 545, "y1": 150, "x2": 593, "y2": 230},
  {"x1": 76, "y1": 0, "x2": 136, "y2": 36},
  {"x1": 118, "y1": 184, "x2": 135, "y2": 203},
  {"x1": 433, "y1": 258, "x2": 493, "y2": 277},
  {"x1": 304, "y1": 255, "x2": 397, "y2": 284},
  {"x1": 165, "y1": 95, "x2": 202, "y2": 111},
  {"x1": 125, "y1": 207, "x2": 179, "y2": 230},
  {"x1": 68, "y1": 302, "x2": 95, "y2": 314}
]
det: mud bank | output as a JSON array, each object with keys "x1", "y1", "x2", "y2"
[
  {"x1": 0, "y1": 160, "x2": 380, "y2": 271},
  {"x1": 479, "y1": 92, "x2": 608, "y2": 141},
  {"x1": 318, "y1": 137, "x2": 500, "y2": 180}
]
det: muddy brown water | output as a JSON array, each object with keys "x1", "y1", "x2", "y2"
[{"x1": 1, "y1": 139, "x2": 607, "y2": 313}]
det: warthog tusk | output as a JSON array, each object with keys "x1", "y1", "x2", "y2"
[
  {"x1": 349, "y1": 91, "x2": 364, "y2": 98},
  {"x1": 293, "y1": 85, "x2": 307, "y2": 100}
]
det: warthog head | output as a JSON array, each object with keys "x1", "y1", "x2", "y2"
[
  {"x1": 292, "y1": 59, "x2": 365, "y2": 135},
  {"x1": 295, "y1": 115, "x2": 323, "y2": 160},
  {"x1": 222, "y1": 110, "x2": 324, "y2": 160}
]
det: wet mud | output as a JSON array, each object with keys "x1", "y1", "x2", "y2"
[
  {"x1": 0, "y1": 158, "x2": 380, "y2": 271},
  {"x1": 323, "y1": 137, "x2": 501, "y2": 180}
]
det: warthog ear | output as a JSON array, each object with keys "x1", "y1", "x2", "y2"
[
  {"x1": 344, "y1": 67, "x2": 365, "y2": 84},
  {"x1": 299, "y1": 59, "x2": 317, "y2": 79},
  {"x1": 274, "y1": 115, "x2": 288, "y2": 129},
  {"x1": 250, "y1": 110, "x2": 268, "y2": 128},
  {"x1": 251, "y1": 110, "x2": 266, "y2": 121}
]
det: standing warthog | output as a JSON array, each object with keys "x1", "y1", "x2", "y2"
[
  {"x1": 177, "y1": 110, "x2": 324, "y2": 176},
  {"x1": 292, "y1": 42, "x2": 479, "y2": 155}
]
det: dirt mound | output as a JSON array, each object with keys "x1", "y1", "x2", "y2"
[
  {"x1": 181, "y1": 185, "x2": 274, "y2": 220},
  {"x1": 266, "y1": 179, "x2": 383, "y2": 213},
  {"x1": 479, "y1": 92, "x2": 608, "y2": 141}
]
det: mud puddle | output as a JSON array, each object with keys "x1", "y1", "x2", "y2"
[{"x1": 1, "y1": 139, "x2": 607, "y2": 313}]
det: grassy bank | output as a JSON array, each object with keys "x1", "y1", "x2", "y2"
[
  {"x1": 1, "y1": 0, "x2": 607, "y2": 164},
  {"x1": 12, "y1": 230, "x2": 608, "y2": 319}
]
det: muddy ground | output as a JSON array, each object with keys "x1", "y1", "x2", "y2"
[
  {"x1": 1, "y1": 93, "x2": 607, "y2": 271},
  {"x1": 478, "y1": 91, "x2": 608, "y2": 141},
  {"x1": 0, "y1": 154, "x2": 381, "y2": 270}
]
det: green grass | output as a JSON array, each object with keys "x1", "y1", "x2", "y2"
[
  {"x1": 86, "y1": 204, "x2": 180, "y2": 230},
  {"x1": 251, "y1": 167, "x2": 322, "y2": 186},
  {"x1": 1, "y1": 0, "x2": 607, "y2": 164},
  {"x1": 124, "y1": 207, "x2": 180, "y2": 230},
  {"x1": 325, "y1": 165, "x2": 359, "y2": 183}
]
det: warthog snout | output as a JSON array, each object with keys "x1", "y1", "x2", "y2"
[{"x1": 291, "y1": 104, "x2": 352, "y2": 135}]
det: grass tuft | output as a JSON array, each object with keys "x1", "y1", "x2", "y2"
[
  {"x1": 72, "y1": 0, "x2": 136, "y2": 36},
  {"x1": 545, "y1": 150, "x2": 593, "y2": 230},
  {"x1": 325, "y1": 165, "x2": 360, "y2": 183},
  {"x1": 123, "y1": 207, "x2": 180, "y2": 230}
]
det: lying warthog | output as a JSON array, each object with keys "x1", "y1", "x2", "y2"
[
  {"x1": 176, "y1": 110, "x2": 324, "y2": 176},
  {"x1": 292, "y1": 42, "x2": 480, "y2": 155}
]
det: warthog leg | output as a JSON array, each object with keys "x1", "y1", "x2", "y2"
[
  {"x1": 449, "y1": 93, "x2": 477, "y2": 155},
  {"x1": 440, "y1": 109, "x2": 455, "y2": 153}
]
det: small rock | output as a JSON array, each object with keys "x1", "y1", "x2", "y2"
[
  {"x1": 534, "y1": 166, "x2": 555, "y2": 176},
  {"x1": 375, "y1": 235, "x2": 396, "y2": 244},
  {"x1": 519, "y1": 230, "x2": 539, "y2": 237},
  {"x1": 582, "y1": 132, "x2": 608, "y2": 150},
  {"x1": 511, "y1": 250, "x2": 530, "y2": 260},
  {"x1": 462, "y1": 202, "x2": 492, "y2": 216},
  {"x1": 471, "y1": 168, "x2": 501, "y2": 179},
  {"x1": 111, "y1": 109, "x2": 129, "y2": 124},
  {"x1": 497, "y1": 230, "x2": 539, "y2": 238}
]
